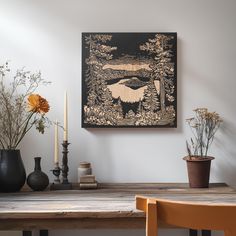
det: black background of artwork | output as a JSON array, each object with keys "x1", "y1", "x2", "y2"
[{"x1": 82, "y1": 32, "x2": 177, "y2": 128}]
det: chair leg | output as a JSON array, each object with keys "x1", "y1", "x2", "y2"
[
  {"x1": 146, "y1": 199, "x2": 158, "y2": 236},
  {"x1": 22, "y1": 231, "x2": 32, "y2": 236},
  {"x1": 189, "y1": 229, "x2": 198, "y2": 236},
  {"x1": 40, "y1": 230, "x2": 49, "y2": 236},
  {"x1": 202, "y1": 230, "x2": 211, "y2": 236}
]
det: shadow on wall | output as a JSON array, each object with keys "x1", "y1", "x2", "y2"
[
  {"x1": 213, "y1": 120, "x2": 236, "y2": 187},
  {"x1": 81, "y1": 131, "x2": 114, "y2": 182},
  {"x1": 176, "y1": 37, "x2": 183, "y2": 132}
]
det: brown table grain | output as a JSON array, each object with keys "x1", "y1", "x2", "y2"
[{"x1": 0, "y1": 183, "x2": 235, "y2": 231}]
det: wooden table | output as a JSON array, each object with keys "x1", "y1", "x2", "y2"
[{"x1": 0, "y1": 183, "x2": 235, "y2": 236}]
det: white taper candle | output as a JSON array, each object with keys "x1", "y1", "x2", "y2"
[
  {"x1": 54, "y1": 120, "x2": 59, "y2": 164},
  {"x1": 63, "y1": 91, "x2": 68, "y2": 141}
]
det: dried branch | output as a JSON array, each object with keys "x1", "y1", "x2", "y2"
[
  {"x1": 186, "y1": 108, "x2": 222, "y2": 157},
  {"x1": 0, "y1": 62, "x2": 50, "y2": 150}
]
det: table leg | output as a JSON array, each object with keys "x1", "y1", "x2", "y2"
[
  {"x1": 40, "y1": 230, "x2": 49, "y2": 236},
  {"x1": 189, "y1": 229, "x2": 198, "y2": 236},
  {"x1": 22, "y1": 231, "x2": 32, "y2": 236},
  {"x1": 202, "y1": 230, "x2": 211, "y2": 236}
]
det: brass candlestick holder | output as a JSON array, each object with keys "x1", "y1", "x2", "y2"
[{"x1": 50, "y1": 141, "x2": 72, "y2": 190}]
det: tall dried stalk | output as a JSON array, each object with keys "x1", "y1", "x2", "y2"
[{"x1": 186, "y1": 108, "x2": 222, "y2": 157}]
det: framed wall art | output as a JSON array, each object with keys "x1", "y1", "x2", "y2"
[{"x1": 82, "y1": 32, "x2": 177, "y2": 128}]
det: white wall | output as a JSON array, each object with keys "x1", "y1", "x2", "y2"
[{"x1": 0, "y1": 0, "x2": 236, "y2": 235}]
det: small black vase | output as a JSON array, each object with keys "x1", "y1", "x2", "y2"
[
  {"x1": 0, "y1": 149, "x2": 26, "y2": 192},
  {"x1": 27, "y1": 157, "x2": 49, "y2": 191}
]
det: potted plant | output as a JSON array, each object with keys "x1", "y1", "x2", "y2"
[
  {"x1": 184, "y1": 108, "x2": 222, "y2": 188},
  {"x1": 0, "y1": 62, "x2": 50, "y2": 192}
]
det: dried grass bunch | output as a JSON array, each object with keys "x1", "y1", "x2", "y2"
[
  {"x1": 0, "y1": 62, "x2": 50, "y2": 150},
  {"x1": 186, "y1": 108, "x2": 222, "y2": 157}
]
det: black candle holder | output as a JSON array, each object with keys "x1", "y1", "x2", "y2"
[
  {"x1": 51, "y1": 163, "x2": 61, "y2": 184},
  {"x1": 50, "y1": 141, "x2": 72, "y2": 190},
  {"x1": 61, "y1": 141, "x2": 70, "y2": 184}
]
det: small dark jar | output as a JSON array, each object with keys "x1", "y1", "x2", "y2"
[{"x1": 27, "y1": 157, "x2": 49, "y2": 191}]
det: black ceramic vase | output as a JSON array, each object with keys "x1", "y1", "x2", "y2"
[
  {"x1": 0, "y1": 149, "x2": 26, "y2": 192},
  {"x1": 27, "y1": 157, "x2": 49, "y2": 191}
]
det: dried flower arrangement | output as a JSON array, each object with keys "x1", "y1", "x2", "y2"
[
  {"x1": 186, "y1": 108, "x2": 222, "y2": 157},
  {"x1": 0, "y1": 62, "x2": 50, "y2": 150}
]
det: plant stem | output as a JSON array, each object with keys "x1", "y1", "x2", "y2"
[
  {"x1": 0, "y1": 139, "x2": 5, "y2": 149},
  {"x1": 13, "y1": 112, "x2": 34, "y2": 149}
]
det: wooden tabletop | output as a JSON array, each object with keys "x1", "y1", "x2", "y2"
[{"x1": 0, "y1": 183, "x2": 235, "y2": 230}]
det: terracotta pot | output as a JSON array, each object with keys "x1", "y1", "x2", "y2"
[{"x1": 183, "y1": 156, "x2": 215, "y2": 188}]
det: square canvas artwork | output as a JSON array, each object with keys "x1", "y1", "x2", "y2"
[{"x1": 82, "y1": 32, "x2": 177, "y2": 128}]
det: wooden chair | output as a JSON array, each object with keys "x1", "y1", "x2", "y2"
[{"x1": 136, "y1": 195, "x2": 236, "y2": 236}]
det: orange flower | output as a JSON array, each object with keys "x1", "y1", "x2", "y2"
[{"x1": 28, "y1": 94, "x2": 50, "y2": 114}]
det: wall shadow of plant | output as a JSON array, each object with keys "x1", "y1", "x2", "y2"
[{"x1": 212, "y1": 120, "x2": 236, "y2": 187}]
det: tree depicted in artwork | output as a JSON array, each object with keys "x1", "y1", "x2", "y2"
[
  {"x1": 140, "y1": 34, "x2": 175, "y2": 114},
  {"x1": 101, "y1": 88, "x2": 113, "y2": 110},
  {"x1": 87, "y1": 90, "x2": 97, "y2": 107},
  {"x1": 135, "y1": 99, "x2": 146, "y2": 126},
  {"x1": 85, "y1": 34, "x2": 117, "y2": 107},
  {"x1": 136, "y1": 99, "x2": 143, "y2": 116},
  {"x1": 115, "y1": 97, "x2": 123, "y2": 118},
  {"x1": 125, "y1": 110, "x2": 135, "y2": 119},
  {"x1": 84, "y1": 34, "x2": 117, "y2": 125},
  {"x1": 142, "y1": 78, "x2": 160, "y2": 113}
]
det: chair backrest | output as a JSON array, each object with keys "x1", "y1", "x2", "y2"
[{"x1": 136, "y1": 195, "x2": 236, "y2": 236}]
